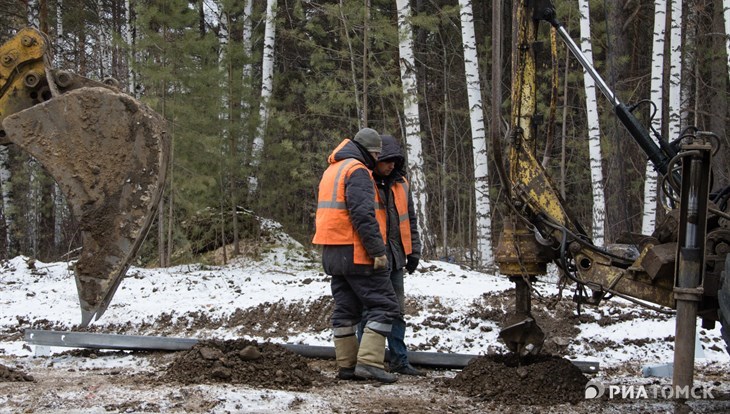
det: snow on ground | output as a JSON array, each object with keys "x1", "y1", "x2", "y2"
[
  {"x1": 2, "y1": 246, "x2": 728, "y2": 366},
  {"x1": 0, "y1": 219, "x2": 728, "y2": 412}
]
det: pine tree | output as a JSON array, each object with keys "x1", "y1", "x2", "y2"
[{"x1": 132, "y1": 0, "x2": 223, "y2": 263}]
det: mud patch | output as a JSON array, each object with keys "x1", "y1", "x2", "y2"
[
  {"x1": 449, "y1": 354, "x2": 588, "y2": 405},
  {"x1": 55, "y1": 348, "x2": 133, "y2": 359},
  {"x1": 164, "y1": 339, "x2": 329, "y2": 390},
  {"x1": 93, "y1": 296, "x2": 334, "y2": 340},
  {"x1": 465, "y1": 290, "x2": 582, "y2": 355},
  {"x1": 0, "y1": 363, "x2": 34, "y2": 382},
  {"x1": 228, "y1": 296, "x2": 333, "y2": 338}
]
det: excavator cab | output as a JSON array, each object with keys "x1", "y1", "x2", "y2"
[{"x1": 0, "y1": 28, "x2": 170, "y2": 326}]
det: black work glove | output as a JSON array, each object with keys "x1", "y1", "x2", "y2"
[{"x1": 405, "y1": 255, "x2": 419, "y2": 274}]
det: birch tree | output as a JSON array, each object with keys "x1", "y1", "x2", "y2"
[
  {"x1": 51, "y1": 0, "x2": 64, "y2": 250},
  {"x1": 642, "y1": 0, "x2": 667, "y2": 234},
  {"x1": 668, "y1": 0, "x2": 683, "y2": 139},
  {"x1": 0, "y1": 0, "x2": 14, "y2": 250},
  {"x1": 578, "y1": 0, "x2": 605, "y2": 246},
  {"x1": 241, "y1": 0, "x2": 253, "y2": 137},
  {"x1": 458, "y1": 0, "x2": 492, "y2": 267},
  {"x1": 238, "y1": 0, "x2": 254, "y2": 183},
  {"x1": 96, "y1": 0, "x2": 111, "y2": 79},
  {"x1": 395, "y1": 0, "x2": 430, "y2": 251},
  {"x1": 28, "y1": 0, "x2": 39, "y2": 28},
  {"x1": 57, "y1": 0, "x2": 64, "y2": 55},
  {"x1": 125, "y1": 0, "x2": 137, "y2": 96},
  {"x1": 217, "y1": 5, "x2": 230, "y2": 104},
  {"x1": 216, "y1": 6, "x2": 239, "y2": 257},
  {"x1": 25, "y1": 0, "x2": 39, "y2": 257},
  {"x1": 249, "y1": 0, "x2": 277, "y2": 193},
  {"x1": 725, "y1": 0, "x2": 730, "y2": 82},
  {"x1": 0, "y1": 144, "x2": 9, "y2": 256}
]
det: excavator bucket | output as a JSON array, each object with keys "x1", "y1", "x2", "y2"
[
  {"x1": 1, "y1": 87, "x2": 169, "y2": 326},
  {"x1": 497, "y1": 277, "x2": 545, "y2": 356},
  {"x1": 499, "y1": 317, "x2": 545, "y2": 356}
]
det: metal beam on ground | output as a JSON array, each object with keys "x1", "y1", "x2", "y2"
[
  {"x1": 24, "y1": 329, "x2": 599, "y2": 373},
  {"x1": 25, "y1": 329, "x2": 198, "y2": 351}
]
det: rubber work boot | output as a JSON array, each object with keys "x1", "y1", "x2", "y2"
[
  {"x1": 391, "y1": 363, "x2": 425, "y2": 376},
  {"x1": 334, "y1": 334, "x2": 359, "y2": 380},
  {"x1": 354, "y1": 328, "x2": 397, "y2": 383},
  {"x1": 337, "y1": 367, "x2": 357, "y2": 380}
]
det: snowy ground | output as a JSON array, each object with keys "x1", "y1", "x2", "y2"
[{"x1": 0, "y1": 222, "x2": 728, "y2": 412}]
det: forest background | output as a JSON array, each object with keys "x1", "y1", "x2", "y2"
[{"x1": 0, "y1": 0, "x2": 728, "y2": 269}]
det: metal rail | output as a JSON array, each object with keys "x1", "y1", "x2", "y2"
[
  {"x1": 24, "y1": 329, "x2": 599, "y2": 373},
  {"x1": 25, "y1": 329, "x2": 197, "y2": 351}
]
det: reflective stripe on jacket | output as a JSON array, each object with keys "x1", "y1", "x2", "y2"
[{"x1": 313, "y1": 144, "x2": 386, "y2": 265}]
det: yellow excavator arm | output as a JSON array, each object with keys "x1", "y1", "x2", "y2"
[
  {"x1": 0, "y1": 28, "x2": 170, "y2": 326},
  {"x1": 495, "y1": 3, "x2": 730, "y2": 388}
]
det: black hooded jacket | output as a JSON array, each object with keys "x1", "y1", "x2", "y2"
[{"x1": 373, "y1": 135, "x2": 422, "y2": 270}]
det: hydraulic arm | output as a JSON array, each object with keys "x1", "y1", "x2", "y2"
[{"x1": 495, "y1": 3, "x2": 730, "y2": 392}]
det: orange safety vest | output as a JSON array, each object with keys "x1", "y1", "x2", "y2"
[
  {"x1": 391, "y1": 179, "x2": 413, "y2": 256},
  {"x1": 313, "y1": 148, "x2": 386, "y2": 265}
]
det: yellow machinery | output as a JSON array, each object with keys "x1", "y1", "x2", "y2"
[
  {"x1": 0, "y1": 28, "x2": 170, "y2": 326},
  {"x1": 496, "y1": 1, "x2": 730, "y2": 390}
]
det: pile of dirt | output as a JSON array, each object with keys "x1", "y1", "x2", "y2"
[
  {"x1": 164, "y1": 339, "x2": 328, "y2": 390},
  {"x1": 0, "y1": 363, "x2": 34, "y2": 382},
  {"x1": 449, "y1": 354, "x2": 588, "y2": 405}
]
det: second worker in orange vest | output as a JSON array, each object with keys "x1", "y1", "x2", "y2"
[{"x1": 312, "y1": 127, "x2": 400, "y2": 384}]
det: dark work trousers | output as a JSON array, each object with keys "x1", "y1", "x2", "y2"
[
  {"x1": 357, "y1": 267, "x2": 410, "y2": 368},
  {"x1": 331, "y1": 267, "x2": 399, "y2": 336}
]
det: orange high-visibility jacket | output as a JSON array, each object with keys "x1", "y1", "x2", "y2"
[
  {"x1": 313, "y1": 140, "x2": 386, "y2": 265},
  {"x1": 390, "y1": 178, "x2": 413, "y2": 256}
]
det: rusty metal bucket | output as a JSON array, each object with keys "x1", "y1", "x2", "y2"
[{"x1": 2, "y1": 87, "x2": 169, "y2": 326}]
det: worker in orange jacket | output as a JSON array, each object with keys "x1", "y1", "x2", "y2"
[
  {"x1": 312, "y1": 128, "x2": 400, "y2": 383},
  {"x1": 359, "y1": 134, "x2": 423, "y2": 376}
]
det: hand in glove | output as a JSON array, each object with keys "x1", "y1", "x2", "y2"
[
  {"x1": 373, "y1": 255, "x2": 388, "y2": 270},
  {"x1": 405, "y1": 255, "x2": 419, "y2": 274}
]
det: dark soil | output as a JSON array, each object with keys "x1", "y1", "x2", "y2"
[
  {"x1": 0, "y1": 363, "x2": 34, "y2": 382},
  {"x1": 449, "y1": 353, "x2": 589, "y2": 405},
  {"x1": 465, "y1": 290, "x2": 582, "y2": 355},
  {"x1": 228, "y1": 296, "x2": 334, "y2": 337},
  {"x1": 88, "y1": 296, "x2": 334, "y2": 341},
  {"x1": 164, "y1": 338, "x2": 330, "y2": 390}
]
